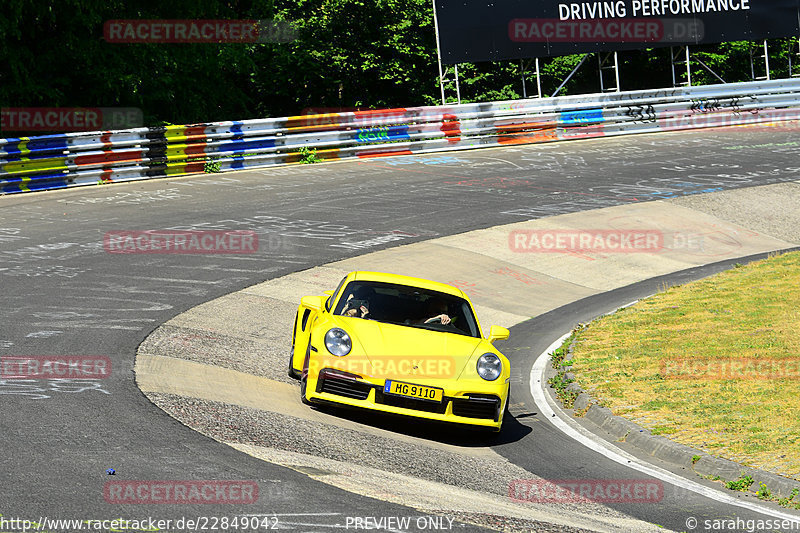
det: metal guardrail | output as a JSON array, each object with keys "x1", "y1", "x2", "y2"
[{"x1": 2, "y1": 78, "x2": 800, "y2": 194}]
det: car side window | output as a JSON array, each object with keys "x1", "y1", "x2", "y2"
[{"x1": 326, "y1": 276, "x2": 348, "y2": 311}]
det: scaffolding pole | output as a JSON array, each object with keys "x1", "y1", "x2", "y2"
[
  {"x1": 454, "y1": 64, "x2": 461, "y2": 104},
  {"x1": 552, "y1": 54, "x2": 590, "y2": 97},
  {"x1": 520, "y1": 59, "x2": 527, "y2": 98},
  {"x1": 671, "y1": 46, "x2": 691, "y2": 87},
  {"x1": 790, "y1": 38, "x2": 800, "y2": 77},
  {"x1": 432, "y1": 0, "x2": 446, "y2": 104},
  {"x1": 750, "y1": 40, "x2": 771, "y2": 81},
  {"x1": 535, "y1": 58, "x2": 542, "y2": 98},
  {"x1": 695, "y1": 58, "x2": 726, "y2": 84},
  {"x1": 598, "y1": 51, "x2": 620, "y2": 92},
  {"x1": 520, "y1": 58, "x2": 543, "y2": 99}
]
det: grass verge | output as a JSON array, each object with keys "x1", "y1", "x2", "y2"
[{"x1": 566, "y1": 251, "x2": 800, "y2": 491}]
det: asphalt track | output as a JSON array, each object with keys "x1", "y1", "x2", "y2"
[{"x1": 2, "y1": 125, "x2": 800, "y2": 531}]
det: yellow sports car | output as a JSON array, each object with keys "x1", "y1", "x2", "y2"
[{"x1": 289, "y1": 271, "x2": 511, "y2": 432}]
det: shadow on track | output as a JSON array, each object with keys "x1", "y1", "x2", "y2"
[{"x1": 303, "y1": 399, "x2": 532, "y2": 448}]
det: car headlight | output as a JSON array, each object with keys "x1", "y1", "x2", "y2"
[
  {"x1": 324, "y1": 328, "x2": 351, "y2": 356},
  {"x1": 477, "y1": 353, "x2": 502, "y2": 381}
]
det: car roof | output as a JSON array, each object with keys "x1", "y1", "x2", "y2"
[{"x1": 350, "y1": 271, "x2": 466, "y2": 298}]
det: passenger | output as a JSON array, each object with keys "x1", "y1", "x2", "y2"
[
  {"x1": 344, "y1": 303, "x2": 369, "y2": 318},
  {"x1": 342, "y1": 286, "x2": 374, "y2": 318}
]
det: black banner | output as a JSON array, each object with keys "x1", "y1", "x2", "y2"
[{"x1": 435, "y1": 0, "x2": 800, "y2": 63}]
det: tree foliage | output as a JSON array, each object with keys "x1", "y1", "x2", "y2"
[{"x1": 1, "y1": 0, "x2": 798, "y2": 133}]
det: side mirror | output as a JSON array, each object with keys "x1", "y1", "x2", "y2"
[
  {"x1": 323, "y1": 290, "x2": 334, "y2": 296},
  {"x1": 487, "y1": 325, "x2": 509, "y2": 343},
  {"x1": 300, "y1": 295, "x2": 325, "y2": 312}
]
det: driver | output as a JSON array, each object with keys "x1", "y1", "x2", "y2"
[{"x1": 419, "y1": 298, "x2": 451, "y2": 325}]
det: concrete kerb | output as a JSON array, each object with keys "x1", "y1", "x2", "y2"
[{"x1": 548, "y1": 318, "x2": 800, "y2": 500}]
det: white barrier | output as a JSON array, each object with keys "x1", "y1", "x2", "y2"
[{"x1": 2, "y1": 78, "x2": 799, "y2": 194}]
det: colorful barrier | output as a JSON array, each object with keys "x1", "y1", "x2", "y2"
[{"x1": 2, "y1": 78, "x2": 800, "y2": 194}]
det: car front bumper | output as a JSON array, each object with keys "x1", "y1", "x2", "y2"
[{"x1": 305, "y1": 367, "x2": 508, "y2": 431}]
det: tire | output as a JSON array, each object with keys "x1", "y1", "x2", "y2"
[
  {"x1": 300, "y1": 375, "x2": 312, "y2": 405},
  {"x1": 492, "y1": 385, "x2": 510, "y2": 435},
  {"x1": 299, "y1": 344, "x2": 313, "y2": 405},
  {"x1": 288, "y1": 315, "x2": 300, "y2": 379},
  {"x1": 288, "y1": 350, "x2": 300, "y2": 379}
]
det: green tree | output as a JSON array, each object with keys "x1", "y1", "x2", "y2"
[{"x1": 2, "y1": 0, "x2": 799, "y2": 134}]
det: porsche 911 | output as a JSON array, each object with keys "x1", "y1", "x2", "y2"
[{"x1": 289, "y1": 271, "x2": 511, "y2": 432}]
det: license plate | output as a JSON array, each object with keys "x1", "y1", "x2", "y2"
[{"x1": 383, "y1": 380, "x2": 443, "y2": 403}]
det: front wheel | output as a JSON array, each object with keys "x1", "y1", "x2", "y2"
[
  {"x1": 288, "y1": 350, "x2": 300, "y2": 379},
  {"x1": 505, "y1": 384, "x2": 511, "y2": 416},
  {"x1": 300, "y1": 375, "x2": 312, "y2": 405},
  {"x1": 299, "y1": 344, "x2": 312, "y2": 405},
  {"x1": 288, "y1": 315, "x2": 300, "y2": 379}
]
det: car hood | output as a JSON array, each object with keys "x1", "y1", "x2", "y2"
[{"x1": 331, "y1": 318, "x2": 486, "y2": 381}]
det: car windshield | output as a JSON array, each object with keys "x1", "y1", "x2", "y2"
[{"x1": 333, "y1": 280, "x2": 480, "y2": 338}]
